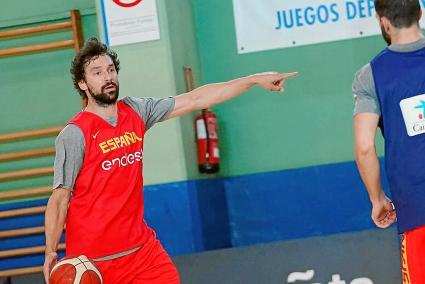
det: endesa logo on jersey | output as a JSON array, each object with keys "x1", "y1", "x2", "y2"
[
  {"x1": 101, "y1": 149, "x2": 143, "y2": 171},
  {"x1": 98, "y1": 131, "x2": 144, "y2": 171},
  {"x1": 400, "y1": 94, "x2": 425, "y2": 136}
]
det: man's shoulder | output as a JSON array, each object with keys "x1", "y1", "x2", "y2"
[
  {"x1": 120, "y1": 96, "x2": 145, "y2": 113},
  {"x1": 68, "y1": 109, "x2": 94, "y2": 126},
  {"x1": 354, "y1": 63, "x2": 373, "y2": 84},
  {"x1": 370, "y1": 48, "x2": 394, "y2": 65},
  {"x1": 121, "y1": 96, "x2": 145, "y2": 104},
  {"x1": 57, "y1": 124, "x2": 84, "y2": 143}
]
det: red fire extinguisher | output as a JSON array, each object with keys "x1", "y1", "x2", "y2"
[{"x1": 195, "y1": 109, "x2": 220, "y2": 174}]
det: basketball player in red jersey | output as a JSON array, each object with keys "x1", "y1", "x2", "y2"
[{"x1": 43, "y1": 37, "x2": 297, "y2": 283}]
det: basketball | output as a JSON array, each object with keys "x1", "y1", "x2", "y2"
[{"x1": 49, "y1": 255, "x2": 103, "y2": 284}]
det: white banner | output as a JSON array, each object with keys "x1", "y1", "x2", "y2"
[
  {"x1": 100, "y1": 0, "x2": 160, "y2": 47},
  {"x1": 232, "y1": 0, "x2": 425, "y2": 54}
]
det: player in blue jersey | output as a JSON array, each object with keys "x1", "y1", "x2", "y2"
[{"x1": 353, "y1": 1, "x2": 425, "y2": 283}]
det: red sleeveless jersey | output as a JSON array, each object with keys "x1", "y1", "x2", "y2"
[{"x1": 66, "y1": 102, "x2": 152, "y2": 258}]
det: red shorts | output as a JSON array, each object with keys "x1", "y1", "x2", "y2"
[
  {"x1": 401, "y1": 225, "x2": 425, "y2": 284},
  {"x1": 95, "y1": 234, "x2": 180, "y2": 284}
]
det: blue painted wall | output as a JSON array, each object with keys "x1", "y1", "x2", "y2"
[{"x1": 225, "y1": 161, "x2": 390, "y2": 246}]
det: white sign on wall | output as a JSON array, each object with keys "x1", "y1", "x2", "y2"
[
  {"x1": 100, "y1": 0, "x2": 160, "y2": 46},
  {"x1": 232, "y1": 0, "x2": 425, "y2": 54}
]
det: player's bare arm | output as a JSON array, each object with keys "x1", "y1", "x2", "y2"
[
  {"x1": 167, "y1": 72, "x2": 298, "y2": 120},
  {"x1": 354, "y1": 113, "x2": 396, "y2": 229},
  {"x1": 43, "y1": 187, "x2": 72, "y2": 283}
]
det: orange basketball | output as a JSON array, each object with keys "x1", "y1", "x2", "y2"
[{"x1": 49, "y1": 255, "x2": 103, "y2": 284}]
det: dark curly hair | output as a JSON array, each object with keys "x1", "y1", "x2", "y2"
[
  {"x1": 70, "y1": 37, "x2": 120, "y2": 106},
  {"x1": 375, "y1": 0, "x2": 421, "y2": 28}
]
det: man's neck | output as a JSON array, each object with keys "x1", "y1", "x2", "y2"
[
  {"x1": 85, "y1": 101, "x2": 118, "y2": 120},
  {"x1": 391, "y1": 25, "x2": 424, "y2": 45}
]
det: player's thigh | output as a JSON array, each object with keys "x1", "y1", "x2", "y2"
[{"x1": 133, "y1": 240, "x2": 179, "y2": 284}]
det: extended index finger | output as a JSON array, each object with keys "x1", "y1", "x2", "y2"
[
  {"x1": 282, "y1": 72, "x2": 299, "y2": 79},
  {"x1": 281, "y1": 72, "x2": 299, "y2": 79}
]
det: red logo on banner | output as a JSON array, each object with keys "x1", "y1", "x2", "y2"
[{"x1": 113, "y1": 0, "x2": 143, "y2": 7}]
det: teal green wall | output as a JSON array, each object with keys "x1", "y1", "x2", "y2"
[
  {"x1": 1, "y1": 17, "x2": 99, "y2": 132},
  {"x1": 0, "y1": 0, "x2": 95, "y2": 28},
  {"x1": 164, "y1": 0, "x2": 203, "y2": 180},
  {"x1": 1, "y1": 0, "x2": 204, "y2": 195},
  {"x1": 0, "y1": 1, "x2": 99, "y2": 193},
  {"x1": 1, "y1": 0, "x2": 389, "y2": 195},
  {"x1": 192, "y1": 0, "x2": 385, "y2": 177}
]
